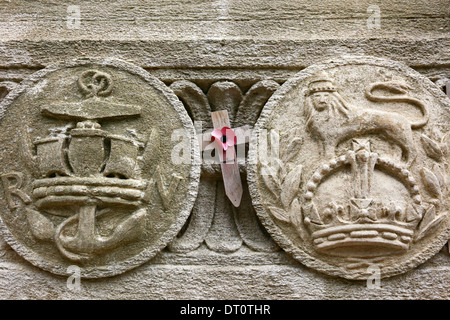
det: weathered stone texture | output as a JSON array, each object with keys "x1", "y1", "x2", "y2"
[{"x1": 0, "y1": 0, "x2": 448, "y2": 299}]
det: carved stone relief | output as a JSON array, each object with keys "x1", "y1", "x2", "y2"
[
  {"x1": 0, "y1": 58, "x2": 200, "y2": 278},
  {"x1": 168, "y1": 79, "x2": 280, "y2": 253},
  {"x1": 248, "y1": 56, "x2": 450, "y2": 279},
  {"x1": 0, "y1": 57, "x2": 447, "y2": 281}
]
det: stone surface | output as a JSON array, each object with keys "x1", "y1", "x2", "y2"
[
  {"x1": 0, "y1": 238, "x2": 448, "y2": 299},
  {"x1": 0, "y1": 0, "x2": 448, "y2": 299},
  {"x1": 248, "y1": 56, "x2": 450, "y2": 280},
  {"x1": 0, "y1": 58, "x2": 200, "y2": 278}
]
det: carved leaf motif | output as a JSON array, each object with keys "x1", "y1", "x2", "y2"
[
  {"x1": 168, "y1": 180, "x2": 216, "y2": 253},
  {"x1": 170, "y1": 80, "x2": 212, "y2": 125},
  {"x1": 234, "y1": 80, "x2": 280, "y2": 127},
  {"x1": 432, "y1": 164, "x2": 446, "y2": 191},
  {"x1": 289, "y1": 198, "x2": 306, "y2": 240},
  {"x1": 441, "y1": 132, "x2": 450, "y2": 157},
  {"x1": 232, "y1": 179, "x2": 280, "y2": 253},
  {"x1": 421, "y1": 167, "x2": 442, "y2": 199},
  {"x1": 205, "y1": 182, "x2": 243, "y2": 253},
  {"x1": 270, "y1": 129, "x2": 280, "y2": 161},
  {"x1": 207, "y1": 81, "x2": 243, "y2": 125},
  {"x1": 282, "y1": 137, "x2": 303, "y2": 165},
  {"x1": 26, "y1": 209, "x2": 55, "y2": 241},
  {"x1": 281, "y1": 164, "x2": 303, "y2": 209},
  {"x1": 421, "y1": 134, "x2": 443, "y2": 161},
  {"x1": 268, "y1": 206, "x2": 290, "y2": 223},
  {"x1": 420, "y1": 205, "x2": 436, "y2": 229},
  {"x1": 415, "y1": 205, "x2": 445, "y2": 242},
  {"x1": 261, "y1": 163, "x2": 281, "y2": 197},
  {"x1": 274, "y1": 157, "x2": 286, "y2": 182}
]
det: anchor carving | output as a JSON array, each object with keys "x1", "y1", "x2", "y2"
[
  {"x1": 25, "y1": 70, "x2": 153, "y2": 261},
  {"x1": 54, "y1": 206, "x2": 147, "y2": 261}
]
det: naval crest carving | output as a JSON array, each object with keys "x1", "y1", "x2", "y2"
[
  {"x1": 0, "y1": 59, "x2": 200, "y2": 278},
  {"x1": 248, "y1": 56, "x2": 450, "y2": 279}
]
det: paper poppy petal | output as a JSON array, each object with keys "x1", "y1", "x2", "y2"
[
  {"x1": 221, "y1": 127, "x2": 231, "y2": 136},
  {"x1": 211, "y1": 127, "x2": 237, "y2": 151},
  {"x1": 226, "y1": 133, "x2": 236, "y2": 147},
  {"x1": 211, "y1": 129, "x2": 223, "y2": 141}
]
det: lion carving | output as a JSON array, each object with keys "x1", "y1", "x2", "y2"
[{"x1": 303, "y1": 73, "x2": 428, "y2": 165}]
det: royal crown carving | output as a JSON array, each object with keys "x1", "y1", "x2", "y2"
[
  {"x1": 302, "y1": 139, "x2": 422, "y2": 257},
  {"x1": 248, "y1": 56, "x2": 450, "y2": 279}
]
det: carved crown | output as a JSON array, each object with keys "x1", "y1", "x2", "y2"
[
  {"x1": 307, "y1": 71, "x2": 337, "y2": 94},
  {"x1": 301, "y1": 140, "x2": 424, "y2": 258}
]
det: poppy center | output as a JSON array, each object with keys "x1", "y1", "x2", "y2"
[{"x1": 221, "y1": 135, "x2": 227, "y2": 143}]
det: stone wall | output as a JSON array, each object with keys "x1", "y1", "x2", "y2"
[{"x1": 0, "y1": 0, "x2": 448, "y2": 299}]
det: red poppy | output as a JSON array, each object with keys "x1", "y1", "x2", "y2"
[{"x1": 211, "y1": 126, "x2": 237, "y2": 151}]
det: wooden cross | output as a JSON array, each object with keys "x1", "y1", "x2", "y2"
[{"x1": 198, "y1": 110, "x2": 251, "y2": 207}]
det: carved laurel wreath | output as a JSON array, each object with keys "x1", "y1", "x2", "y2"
[
  {"x1": 260, "y1": 128, "x2": 307, "y2": 240},
  {"x1": 416, "y1": 130, "x2": 450, "y2": 241},
  {"x1": 261, "y1": 127, "x2": 450, "y2": 243}
]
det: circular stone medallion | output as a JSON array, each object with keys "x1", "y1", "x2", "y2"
[
  {"x1": 0, "y1": 58, "x2": 200, "y2": 278},
  {"x1": 248, "y1": 56, "x2": 450, "y2": 279}
]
